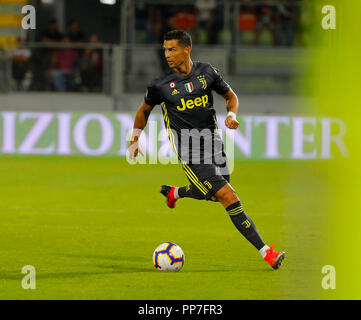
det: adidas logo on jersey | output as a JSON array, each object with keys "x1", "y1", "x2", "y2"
[{"x1": 171, "y1": 89, "x2": 180, "y2": 95}]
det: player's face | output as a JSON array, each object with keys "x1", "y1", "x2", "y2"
[{"x1": 163, "y1": 40, "x2": 190, "y2": 69}]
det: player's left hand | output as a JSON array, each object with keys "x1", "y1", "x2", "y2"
[{"x1": 225, "y1": 116, "x2": 239, "y2": 130}]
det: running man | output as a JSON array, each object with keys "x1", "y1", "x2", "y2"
[{"x1": 128, "y1": 30, "x2": 285, "y2": 269}]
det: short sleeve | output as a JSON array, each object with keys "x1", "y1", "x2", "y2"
[
  {"x1": 144, "y1": 82, "x2": 160, "y2": 107},
  {"x1": 209, "y1": 65, "x2": 230, "y2": 95}
]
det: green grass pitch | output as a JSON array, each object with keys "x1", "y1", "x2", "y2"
[{"x1": 0, "y1": 156, "x2": 326, "y2": 299}]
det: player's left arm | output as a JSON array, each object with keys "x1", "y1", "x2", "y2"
[{"x1": 222, "y1": 89, "x2": 239, "y2": 130}]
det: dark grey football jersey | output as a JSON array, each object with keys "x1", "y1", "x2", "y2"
[{"x1": 144, "y1": 61, "x2": 231, "y2": 164}]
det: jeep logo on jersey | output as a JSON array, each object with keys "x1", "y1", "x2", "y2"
[
  {"x1": 184, "y1": 82, "x2": 194, "y2": 93},
  {"x1": 176, "y1": 94, "x2": 209, "y2": 111}
]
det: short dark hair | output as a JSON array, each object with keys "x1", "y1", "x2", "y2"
[{"x1": 164, "y1": 30, "x2": 192, "y2": 48}]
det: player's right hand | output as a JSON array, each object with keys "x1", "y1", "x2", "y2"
[{"x1": 128, "y1": 140, "x2": 145, "y2": 162}]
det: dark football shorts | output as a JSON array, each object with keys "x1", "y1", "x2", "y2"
[{"x1": 181, "y1": 157, "x2": 230, "y2": 201}]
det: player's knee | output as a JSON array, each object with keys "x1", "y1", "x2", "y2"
[
  {"x1": 223, "y1": 192, "x2": 238, "y2": 205},
  {"x1": 215, "y1": 186, "x2": 238, "y2": 204}
]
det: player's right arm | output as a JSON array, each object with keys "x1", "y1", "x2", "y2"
[{"x1": 128, "y1": 101, "x2": 154, "y2": 161}]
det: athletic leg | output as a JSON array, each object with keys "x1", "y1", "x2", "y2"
[
  {"x1": 214, "y1": 184, "x2": 266, "y2": 251},
  {"x1": 214, "y1": 184, "x2": 286, "y2": 269},
  {"x1": 177, "y1": 185, "x2": 206, "y2": 200}
]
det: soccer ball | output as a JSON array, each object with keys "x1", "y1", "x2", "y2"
[{"x1": 153, "y1": 242, "x2": 185, "y2": 271}]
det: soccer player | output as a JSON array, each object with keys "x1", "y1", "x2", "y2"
[{"x1": 128, "y1": 30, "x2": 285, "y2": 269}]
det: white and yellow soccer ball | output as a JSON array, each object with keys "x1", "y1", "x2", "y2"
[{"x1": 153, "y1": 242, "x2": 185, "y2": 271}]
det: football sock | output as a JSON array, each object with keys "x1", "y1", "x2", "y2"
[
  {"x1": 173, "y1": 187, "x2": 180, "y2": 199},
  {"x1": 259, "y1": 245, "x2": 270, "y2": 259},
  {"x1": 177, "y1": 185, "x2": 206, "y2": 200},
  {"x1": 226, "y1": 201, "x2": 266, "y2": 251}
]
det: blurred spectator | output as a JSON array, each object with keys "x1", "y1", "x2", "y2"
[
  {"x1": 67, "y1": 20, "x2": 85, "y2": 43},
  {"x1": 246, "y1": 0, "x2": 299, "y2": 47},
  {"x1": 29, "y1": 46, "x2": 51, "y2": 90},
  {"x1": 142, "y1": 5, "x2": 175, "y2": 72},
  {"x1": 237, "y1": 4, "x2": 257, "y2": 45},
  {"x1": 253, "y1": 1, "x2": 278, "y2": 45},
  {"x1": 238, "y1": 5, "x2": 257, "y2": 31},
  {"x1": 160, "y1": 5, "x2": 178, "y2": 40},
  {"x1": 168, "y1": 6, "x2": 196, "y2": 38},
  {"x1": 195, "y1": 0, "x2": 216, "y2": 44},
  {"x1": 30, "y1": 18, "x2": 64, "y2": 90},
  {"x1": 174, "y1": 8, "x2": 196, "y2": 31},
  {"x1": 49, "y1": 37, "x2": 79, "y2": 91},
  {"x1": 80, "y1": 34, "x2": 103, "y2": 92},
  {"x1": 206, "y1": 2, "x2": 223, "y2": 44},
  {"x1": 10, "y1": 1, "x2": 304, "y2": 93},
  {"x1": 274, "y1": 0, "x2": 298, "y2": 46},
  {"x1": 12, "y1": 39, "x2": 32, "y2": 90},
  {"x1": 254, "y1": 4, "x2": 277, "y2": 45},
  {"x1": 145, "y1": 6, "x2": 162, "y2": 43},
  {"x1": 135, "y1": 2, "x2": 147, "y2": 40},
  {"x1": 41, "y1": 18, "x2": 63, "y2": 43}
]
